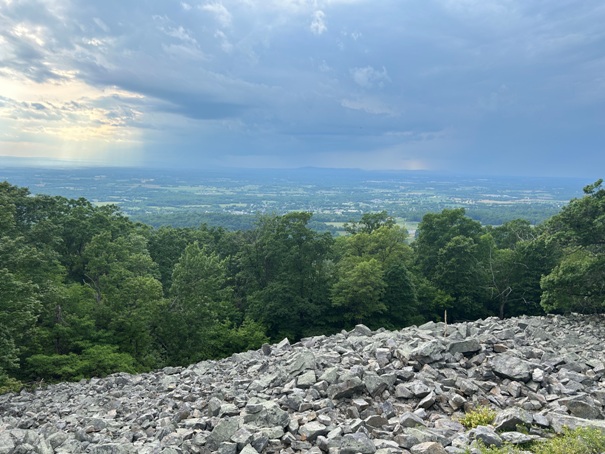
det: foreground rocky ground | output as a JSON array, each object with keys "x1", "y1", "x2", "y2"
[{"x1": 2, "y1": 314, "x2": 605, "y2": 454}]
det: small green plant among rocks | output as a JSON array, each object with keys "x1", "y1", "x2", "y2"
[
  {"x1": 0, "y1": 376, "x2": 23, "y2": 395},
  {"x1": 460, "y1": 405, "x2": 497, "y2": 429},
  {"x1": 472, "y1": 426, "x2": 605, "y2": 454}
]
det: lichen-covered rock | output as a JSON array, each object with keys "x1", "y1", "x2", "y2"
[
  {"x1": 469, "y1": 425, "x2": 503, "y2": 447},
  {"x1": 490, "y1": 353, "x2": 534, "y2": 382},
  {"x1": 493, "y1": 407, "x2": 534, "y2": 431},
  {"x1": 340, "y1": 432, "x2": 376, "y2": 454}
]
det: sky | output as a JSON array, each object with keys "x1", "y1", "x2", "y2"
[{"x1": 0, "y1": 0, "x2": 604, "y2": 177}]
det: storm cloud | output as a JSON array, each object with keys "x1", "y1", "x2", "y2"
[{"x1": 1, "y1": 0, "x2": 604, "y2": 176}]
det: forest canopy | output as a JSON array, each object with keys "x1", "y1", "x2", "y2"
[{"x1": 1, "y1": 179, "x2": 604, "y2": 392}]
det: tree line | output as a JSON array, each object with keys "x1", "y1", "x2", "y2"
[{"x1": 1, "y1": 179, "x2": 604, "y2": 392}]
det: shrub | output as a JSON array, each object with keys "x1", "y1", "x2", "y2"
[
  {"x1": 0, "y1": 375, "x2": 23, "y2": 395},
  {"x1": 532, "y1": 426, "x2": 605, "y2": 454},
  {"x1": 471, "y1": 426, "x2": 605, "y2": 454},
  {"x1": 26, "y1": 345, "x2": 138, "y2": 382},
  {"x1": 459, "y1": 406, "x2": 497, "y2": 429}
]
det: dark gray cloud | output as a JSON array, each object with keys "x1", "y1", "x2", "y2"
[{"x1": 1, "y1": 0, "x2": 604, "y2": 176}]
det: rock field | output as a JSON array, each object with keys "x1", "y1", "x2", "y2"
[{"x1": 2, "y1": 314, "x2": 605, "y2": 453}]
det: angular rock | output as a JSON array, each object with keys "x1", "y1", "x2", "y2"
[
  {"x1": 493, "y1": 407, "x2": 534, "y2": 432},
  {"x1": 417, "y1": 391, "x2": 436, "y2": 409},
  {"x1": 410, "y1": 441, "x2": 448, "y2": 454},
  {"x1": 340, "y1": 432, "x2": 377, "y2": 454},
  {"x1": 0, "y1": 432, "x2": 15, "y2": 454},
  {"x1": 549, "y1": 414, "x2": 605, "y2": 434},
  {"x1": 239, "y1": 444, "x2": 259, "y2": 454},
  {"x1": 560, "y1": 395, "x2": 602, "y2": 419},
  {"x1": 299, "y1": 421, "x2": 328, "y2": 441},
  {"x1": 206, "y1": 418, "x2": 241, "y2": 451},
  {"x1": 408, "y1": 381, "x2": 432, "y2": 398},
  {"x1": 218, "y1": 442, "x2": 238, "y2": 454},
  {"x1": 363, "y1": 373, "x2": 388, "y2": 397},
  {"x1": 297, "y1": 370, "x2": 317, "y2": 388},
  {"x1": 395, "y1": 383, "x2": 414, "y2": 399},
  {"x1": 469, "y1": 426, "x2": 502, "y2": 447},
  {"x1": 448, "y1": 339, "x2": 481, "y2": 355},
  {"x1": 490, "y1": 353, "x2": 533, "y2": 382},
  {"x1": 500, "y1": 431, "x2": 539, "y2": 444},
  {"x1": 412, "y1": 341, "x2": 444, "y2": 363},
  {"x1": 287, "y1": 351, "x2": 316, "y2": 377},
  {"x1": 327, "y1": 377, "x2": 365, "y2": 400},
  {"x1": 364, "y1": 414, "x2": 388, "y2": 428},
  {"x1": 400, "y1": 412, "x2": 426, "y2": 428},
  {"x1": 231, "y1": 427, "x2": 254, "y2": 449},
  {"x1": 350, "y1": 324, "x2": 373, "y2": 337},
  {"x1": 245, "y1": 402, "x2": 289, "y2": 428},
  {"x1": 405, "y1": 428, "x2": 450, "y2": 446},
  {"x1": 88, "y1": 444, "x2": 136, "y2": 454}
]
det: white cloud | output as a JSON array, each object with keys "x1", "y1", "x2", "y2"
[
  {"x1": 350, "y1": 66, "x2": 390, "y2": 89},
  {"x1": 310, "y1": 10, "x2": 327, "y2": 35},
  {"x1": 162, "y1": 43, "x2": 205, "y2": 61},
  {"x1": 166, "y1": 26, "x2": 198, "y2": 44},
  {"x1": 0, "y1": 75, "x2": 145, "y2": 165},
  {"x1": 201, "y1": 2, "x2": 232, "y2": 28},
  {"x1": 214, "y1": 29, "x2": 234, "y2": 53}
]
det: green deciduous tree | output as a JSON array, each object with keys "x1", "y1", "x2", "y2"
[
  {"x1": 239, "y1": 213, "x2": 333, "y2": 340},
  {"x1": 414, "y1": 208, "x2": 484, "y2": 279},
  {"x1": 489, "y1": 219, "x2": 535, "y2": 250},
  {"x1": 541, "y1": 179, "x2": 605, "y2": 313},
  {"x1": 0, "y1": 268, "x2": 39, "y2": 386},
  {"x1": 332, "y1": 221, "x2": 418, "y2": 329},
  {"x1": 331, "y1": 258, "x2": 387, "y2": 326},
  {"x1": 541, "y1": 250, "x2": 605, "y2": 313},
  {"x1": 80, "y1": 231, "x2": 163, "y2": 367},
  {"x1": 381, "y1": 261, "x2": 420, "y2": 328},
  {"x1": 414, "y1": 209, "x2": 486, "y2": 321},
  {"x1": 158, "y1": 242, "x2": 235, "y2": 364},
  {"x1": 344, "y1": 211, "x2": 396, "y2": 235}
]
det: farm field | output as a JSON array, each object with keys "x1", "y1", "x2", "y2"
[{"x1": 0, "y1": 166, "x2": 587, "y2": 232}]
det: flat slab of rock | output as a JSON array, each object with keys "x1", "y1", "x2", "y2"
[
  {"x1": 448, "y1": 338, "x2": 481, "y2": 355},
  {"x1": 490, "y1": 353, "x2": 533, "y2": 382},
  {"x1": 549, "y1": 414, "x2": 605, "y2": 434}
]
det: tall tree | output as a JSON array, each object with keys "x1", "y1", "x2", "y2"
[
  {"x1": 541, "y1": 180, "x2": 605, "y2": 313},
  {"x1": 81, "y1": 231, "x2": 163, "y2": 367},
  {"x1": 0, "y1": 269, "x2": 39, "y2": 387},
  {"x1": 489, "y1": 219, "x2": 535, "y2": 250},
  {"x1": 344, "y1": 211, "x2": 396, "y2": 235},
  {"x1": 238, "y1": 213, "x2": 333, "y2": 340},
  {"x1": 157, "y1": 242, "x2": 233, "y2": 364},
  {"x1": 414, "y1": 209, "x2": 486, "y2": 320},
  {"x1": 332, "y1": 258, "x2": 387, "y2": 326},
  {"x1": 414, "y1": 208, "x2": 484, "y2": 278},
  {"x1": 380, "y1": 261, "x2": 419, "y2": 328},
  {"x1": 332, "y1": 222, "x2": 418, "y2": 329}
]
